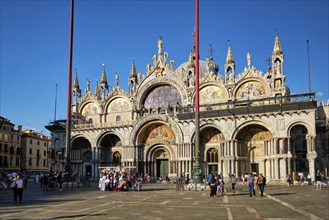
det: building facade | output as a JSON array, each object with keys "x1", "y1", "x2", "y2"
[
  {"x1": 315, "y1": 101, "x2": 329, "y2": 175},
  {"x1": 21, "y1": 130, "x2": 50, "y2": 172},
  {"x1": 48, "y1": 33, "x2": 320, "y2": 181},
  {"x1": 0, "y1": 116, "x2": 22, "y2": 171}
]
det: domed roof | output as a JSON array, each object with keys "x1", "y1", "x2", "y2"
[{"x1": 176, "y1": 60, "x2": 224, "y2": 81}]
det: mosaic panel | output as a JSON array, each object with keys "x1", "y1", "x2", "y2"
[
  {"x1": 144, "y1": 85, "x2": 182, "y2": 109},
  {"x1": 81, "y1": 103, "x2": 98, "y2": 116},
  {"x1": 200, "y1": 86, "x2": 226, "y2": 104},
  {"x1": 236, "y1": 81, "x2": 267, "y2": 98}
]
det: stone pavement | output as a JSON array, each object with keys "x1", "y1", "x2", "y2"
[{"x1": 0, "y1": 181, "x2": 328, "y2": 220}]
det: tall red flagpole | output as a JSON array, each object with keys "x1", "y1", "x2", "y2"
[
  {"x1": 65, "y1": 0, "x2": 74, "y2": 172},
  {"x1": 193, "y1": 0, "x2": 202, "y2": 184}
]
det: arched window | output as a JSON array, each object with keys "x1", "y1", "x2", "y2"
[
  {"x1": 207, "y1": 148, "x2": 219, "y2": 163},
  {"x1": 113, "y1": 151, "x2": 121, "y2": 165},
  {"x1": 116, "y1": 115, "x2": 121, "y2": 124}
]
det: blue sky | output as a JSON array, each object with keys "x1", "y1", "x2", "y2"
[{"x1": 1, "y1": 0, "x2": 328, "y2": 136}]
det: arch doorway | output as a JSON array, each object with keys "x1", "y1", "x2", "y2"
[
  {"x1": 236, "y1": 125, "x2": 272, "y2": 176},
  {"x1": 154, "y1": 148, "x2": 169, "y2": 178},
  {"x1": 290, "y1": 125, "x2": 308, "y2": 173},
  {"x1": 200, "y1": 127, "x2": 224, "y2": 176},
  {"x1": 71, "y1": 136, "x2": 92, "y2": 177}
]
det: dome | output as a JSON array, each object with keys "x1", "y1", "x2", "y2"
[{"x1": 176, "y1": 60, "x2": 224, "y2": 81}]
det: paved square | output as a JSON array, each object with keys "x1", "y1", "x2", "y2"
[{"x1": 0, "y1": 182, "x2": 328, "y2": 219}]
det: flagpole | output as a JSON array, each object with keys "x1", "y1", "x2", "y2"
[
  {"x1": 193, "y1": 0, "x2": 202, "y2": 185},
  {"x1": 65, "y1": 0, "x2": 74, "y2": 173},
  {"x1": 307, "y1": 40, "x2": 311, "y2": 94}
]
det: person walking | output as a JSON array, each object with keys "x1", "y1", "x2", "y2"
[
  {"x1": 247, "y1": 172, "x2": 255, "y2": 197},
  {"x1": 315, "y1": 172, "x2": 322, "y2": 190},
  {"x1": 13, "y1": 174, "x2": 24, "y2": 203},
  {"x1": 209, "y1": 176, "x2": 217, "y2": 197},
  {"x1": 230, "y1": 174, "x2": 237, "y2": 193},
  {"x1": 55, "y1": 171, "x2": 64, "y2": 191},
  {"x1": 257, "y1": 173, "x2": 266, "y2": 197}
]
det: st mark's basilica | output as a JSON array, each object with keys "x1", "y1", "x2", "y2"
[{"x1": 46, "y1": 33, "x2": 318, "y2": 181}]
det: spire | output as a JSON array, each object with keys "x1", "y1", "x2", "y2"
[
  {"x1": 72, "y1": 69, "x2": 81, "y2": 94},
  {"x1": 226, "y1": 40, "x2": 234, "y2": 64},
  {"x1": 273, "y1": 32, "x2": 283, "y2": 55},
  {"x1": 130, "y1": 59, "x2": 137, "y2": 78},
  {"x1": 100, "y1": 64, "x2": 108, "y2": 90},
  {"x1": 94, "y1": 79, "x2": 100, "y2": 98}
]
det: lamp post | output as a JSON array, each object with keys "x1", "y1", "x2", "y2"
[{"x1": 192, "y1": 0, "x2": 202, "y2": 185}]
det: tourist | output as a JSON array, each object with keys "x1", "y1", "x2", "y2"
[
  {"x1": 216, "y1": 174, "x2": 224, "y2": 197},
  {"x1": 230, "y1": 174, "x2": 237, "y2": 193},
  {"x1": 12, "y1": 174, "x2": 24, "y2": 203},
  {"x1": 315, "y1": 172, "x2": 323, "y2": 190},
  {"x1": 55, "y1": 171, "x2": 64, "y2": 191},
  {"x1": 247, "y1": 172, "x2": 255, "y2": 197},
  {"x1": 286, "y1": 174, "x2": 292, "y2": 186},
  {"x1": 209, "y1": 176, "x2": 217, "y2": 197},
  {"x1": 257, "y1": 173, "x2": 266, "y2": 197}
]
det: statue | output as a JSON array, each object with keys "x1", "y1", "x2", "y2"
[
  {"x1": 115, "y1": 73, "x2": 119, "y2": 87},
  {"x1": 158, "y1": 36, "x2": 163, "y2": 55},
  {"x1": 86, "y1": 79, "x2": 90, "y2": 91},
  {"x1": 146, "y1": 63, "x2": 151, "y2": 75},
  {"x1": 247, "y1": 50, "x2": 251, "y2": 68}
]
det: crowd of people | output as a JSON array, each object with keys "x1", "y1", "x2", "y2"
[
  {"x1": 207, "y1": 172, "x2": 267, "y2": 197},
  {"x1": 0, "y1": 170, "x2": 72, "y2": 203},
  {"x1": 98, "y1": 169, "x2": 144, "y2": 192}
]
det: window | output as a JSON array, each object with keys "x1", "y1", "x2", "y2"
[
  {"x1": 44, "y1": 150, "x2": 46, "y2": 156},
  {"x1": 43, "y1": 159, "x2": 46, "y2": 167},
  {"x1": 16, "y1": 157, "x2": 19, "y2": 166},
  {"x1": 37, "y1": 149, "x2": 40, "y2": 157},
  {"x1": 0, "y1": 143, "x2": 2, "y2": 151},
  {"x1": 4, "y1": 144, "x2": 8, "y2": 152},
  {"x1": 207, "y1": 148, "x2": 219, "y2": 163},
  {"x1": 44, "y1": 142, "x2": 47, "y2": 147},
  {"x1": 37, "y1": 141, "x2": 40, "y2": 145},
  {"x1": 37, "y1": 159, "x2": 40, "y2": 166},
  {"x1": 29, "y1": 158, "x2": 32, "y2": 166},
  {"x1": 30, "y1": 140, "x2": 32, "y2": 144},
  {"x1": 29, "y1": 148, "x2": 32, "y2": 154}
]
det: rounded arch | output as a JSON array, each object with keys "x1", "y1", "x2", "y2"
[
  {"x1": 104, "y1": 95, "x2": 132, "y2": 113},
  {"x1": 136, "y1": 122, "x2": 176, "y2": 149},
  {"x1": 289, "y1": 123, "x2": 309, "y2": 173},
  {"x1": 96, "y1": 131, "x2": 124, "y2": 147},
  {"x1": 71, "y1": 135, "x2": 92, "y2": 149},
  {"x1": 197, "y1": 83, "x2": 229, "y2": 105},
  {"x1": 206, "y1": 148, "x2": 219, "y2": 163},
  {"x1": 112, "y1": 151, "x2": 122, "y2": 166},
  {"x1": 129, "y1": 115, "x2": 183, "y2": 145},
  {"x1": 234, "y1": 78, "x2": 270, "y2": 99},
  {"x1": 145, "y1": 144, "x2": 173, "y2": 161},
  {"x1": 135, "y1": 77, "x2": 188, "y2": 110},
  {"x1": 286, "y1": 120, "x2": 313, "y2": 137},
  {"x1": 79, "y1": 101, "x2": 101, "y2": 116},
  {"x1": 231, "y1": 120, "x2": 275, "y2": 140},
  {"x1": 190, "y1": 123, "x2": 228, "y2": 143}
]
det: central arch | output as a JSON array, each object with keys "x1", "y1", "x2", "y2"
[{"x1": 235, "y1": 124, "x2": 272, "y2": 176}]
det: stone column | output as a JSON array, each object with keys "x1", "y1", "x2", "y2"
[
  {"x1": 274, "y1": 158, "x2": 279, "y2": 179},
  {"x1": 274, "y1": 138, "x2": 279, "y2": 154},
  {"x1": 235, "y1": 160, "x2": 239, "y2": 176},
  {"x1": 234, "y1": 140, "x2": 238, "y2": 156},
  {"x1": 307, "y1": 153, "x2": 317, "y2": 182}
]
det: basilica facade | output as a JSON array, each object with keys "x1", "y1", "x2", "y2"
[{"x1": 48, "y1": 33, "x2": 318, "y2": 182}]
